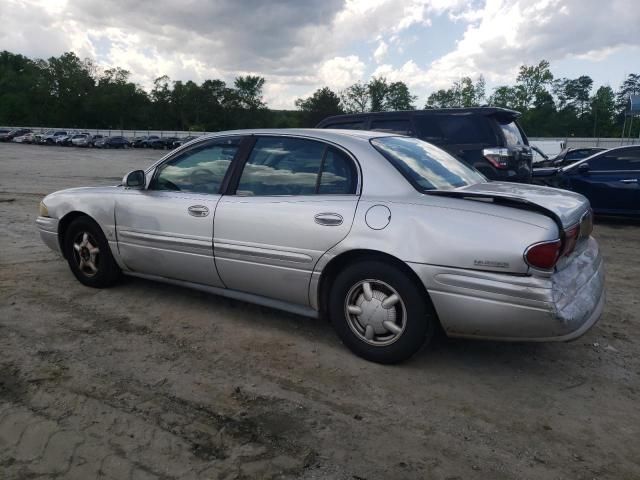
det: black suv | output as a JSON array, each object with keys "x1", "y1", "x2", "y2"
[{"x1": 316, "y1": 107, "x2": 533, "y2": 183}]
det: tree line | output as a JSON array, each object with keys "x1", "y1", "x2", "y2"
[{"x1": 1, "y1": 50, "x2": 638, "y2": 137}]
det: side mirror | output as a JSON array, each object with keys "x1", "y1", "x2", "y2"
[
  {"x1": 123, "y1": 170, "x2": 146, "y2": 188},
  {"x1": 577, "y1": 163, "x2": 590, "y2": 174}
]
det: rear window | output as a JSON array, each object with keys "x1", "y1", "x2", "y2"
[
  {"x1": 371, "y1": 136, "x2": 485, "y2": 191},
  {"x1": 499, "y1": 120, "x2": 525, "y2": 146}
]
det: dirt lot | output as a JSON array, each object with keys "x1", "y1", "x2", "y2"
[{"x1": 1, "y1": 142, "x2": 639, "y2": 480}]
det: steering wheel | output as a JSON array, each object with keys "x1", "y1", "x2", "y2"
[{"x1": 189, "y1": 168, "x2": 215, "y2": 191}]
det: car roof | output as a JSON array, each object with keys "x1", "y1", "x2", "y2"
[
  {"x1": 316, "y1": 107, "x2": 520, "y2": 126},
  {"x1": 199, "y1": 128, "x2": 391, "y2": 144}
]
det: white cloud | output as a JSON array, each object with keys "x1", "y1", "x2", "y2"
[
  {"x1": 318, "y1": 56, "x2": 367, "y2": 90},
  {"x1": 1, "y1": 0, "x2": 639, "y2": 108},
  {"x1": 373, "y1": 41, "x2": 389, "y2": 64}
]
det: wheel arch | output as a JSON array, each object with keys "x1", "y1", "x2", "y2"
[{"x1": 316, "y1": 249, "x2": 440, "y2": 326}]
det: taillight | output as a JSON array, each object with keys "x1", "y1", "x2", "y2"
[
  {"x1": 562, "y1": 224, "x2": 580, "y2": 257},
  {"x1": 483, "y1": 147, "x2": 511, "y2": 169},
  {"x1": 525, "y1": 239, "x2": 562, "y2": 270}
]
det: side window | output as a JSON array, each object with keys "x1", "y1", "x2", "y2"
[
  {"x1": 589, "y1": 149, "x2": 640, "y2": 171},
  {"x1": 318, "y1": 148, "x2": 357, "y2": 194},
  {"x1": 236, "y1": 137, "x2": 325, "y2": 196},
  {"x1": 150, "y1": 138, "x2": 240, "y2": 194},
  {"x1": 437, "y1": 115, "x2": 495, "y2": 144},
  {"x1": 414, "y1": 116, "x2": 444, "y2": 142},
  {"x1": 236, "y1": 138, "x2": 357, "y2": 196},
  {"x1": 370, "y1": 119, "x2": 411, "y2": 135},
  {"x1": 324, "y1": 121, "x2": 366, "y2": 130}
]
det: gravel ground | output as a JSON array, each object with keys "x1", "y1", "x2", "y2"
[{"x1": 1, "y1": 142, "x2": 639, "y2": 480}]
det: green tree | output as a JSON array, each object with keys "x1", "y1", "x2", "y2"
[
  {"x1": 385, "y1": 81, "x2": 417, "y2": 110},
  {"x1": 426, "y1": 76, "x2": 484, "y2": 108},
  {"x1": 489, "y1": 85, "x2": 518, "y2": 109},
  {"x1": 340, "y1": 82, "x2": 370, "y2": 113},
  {"x1": 233, "y1": 75, "x2": 266, "y2": 110},
  {"x1": 295, "y1": 87, "x2": 343, "y2": 127},
  {"x1": 514, "y1": 60, "x2": 554, "y2": 110},
  {"x1": 589, "y1": 86, "x2": 617, "y2": 137}
]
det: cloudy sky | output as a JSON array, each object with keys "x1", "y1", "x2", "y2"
[{"x1": 2, "y1": 0, "x2": 639, "y2": 108}]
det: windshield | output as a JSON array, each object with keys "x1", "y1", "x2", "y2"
[{"x1": 371, "y1": 136, "x2": 485, "y2": 191}]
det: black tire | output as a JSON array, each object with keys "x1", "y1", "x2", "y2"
[
  {"x1": 328, "y1": 260, "x2": 435, "y2": 364},
  {"x1": 63, "y1": 216, "x2": 121, "y2": 288}
]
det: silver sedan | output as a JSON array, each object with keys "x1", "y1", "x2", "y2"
[{"x1": 37, "y1": 129, "x2": 605, "y2": 363}]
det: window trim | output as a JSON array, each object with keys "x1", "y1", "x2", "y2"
[
  {"x1": 147, "y1": 135, "x2": 247, "y2": 195},
  {"x1": 226, "y1": 134, "x2": 362, "y2": 197}
]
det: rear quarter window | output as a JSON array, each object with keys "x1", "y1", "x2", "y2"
[{"x1": 498, "y1": 120, "x2": 526, "y2": 146}]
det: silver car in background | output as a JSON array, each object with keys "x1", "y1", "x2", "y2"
[{"x1": 37, "y1": 129, "x2": 605, "y2": 363}]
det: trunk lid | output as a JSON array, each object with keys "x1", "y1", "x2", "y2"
[{"x1": 432, "y1": 181, "x2": 590, "y2": 229}]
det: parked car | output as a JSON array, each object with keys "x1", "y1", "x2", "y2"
[
  {"x1": 0, "y1": 128, "x2": 11, "y2": 138},
  {"x1": 536, "y1": 147, "x2": 606, "y2": 168},
  {"x1": 55, "y1": 134, "x2": 72, "y2": 146},
  {"x1": 0, "y1": 128, "x2": 32, "y2": 142},
  {"x1": 149, "y1": 136, "x2": 179, "y2": 149},
  {"x1": 36, "y1": 129, "x2": 604, "y2": 363},
  {"x1": 88, "y1": 134, "x2": 104, "y2": 147},
  {"x1": 70, "y1": 134, "x2": 92, "y2": 147},
  {"x1": 41, "y1": 131, "x2": 68, "y2": 145},
  {"x1": 317, "y1": 107, "x2": 533, "y2": 183},
  {"x1": 172, "y1": 135, "x2": 200, "y2": 148},
  {"x1": 533, "y1": 145, "x2": 640, "y2": 217},
  {"x1": 132, "y1": 135, "x2": 159, "y2": 148},
  {"x1": 12, "y1": 132, "x2": 36, "y2": 143},
  {"x1": 94, "y1": 136, "x2": 130, "y2": 149}
]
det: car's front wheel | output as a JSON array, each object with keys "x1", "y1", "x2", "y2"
[
  {"x1": 64, "y1": 216, "x2": 121, "y2": 288},
  {"x1": 328, "y1": 260, "x2": 436, "y2": 364}
]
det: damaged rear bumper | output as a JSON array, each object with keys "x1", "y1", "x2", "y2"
[{"x1": 409, "y1": 236, "x2": 605, "y2": 341}]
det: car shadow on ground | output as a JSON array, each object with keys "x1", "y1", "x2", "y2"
[{"x1": 119, "y1": 275, "x2": 572, "y2": 376}]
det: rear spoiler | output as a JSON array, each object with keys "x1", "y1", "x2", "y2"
[{"x1": 426, "y1": 189, "x2": 564, "y2": 234}]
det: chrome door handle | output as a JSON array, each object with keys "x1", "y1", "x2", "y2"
[
  {"x1": 188, "y1": 205, "x2": 210, "y2": 217},
  {"x1": 314, "y1": 213, "x2": 343, "y2": 226},
  {"x1": 619, "y1": 179, "x2": 638, "y2": 183}
]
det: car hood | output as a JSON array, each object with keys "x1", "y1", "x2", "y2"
[{"x1": 432, "y1": 181, "x2": 589, "y2": 228}]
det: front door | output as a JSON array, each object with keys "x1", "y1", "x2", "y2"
[
  {"x1": 214, "y1": 136, "x2": 360, "y2": 306},
  {"x1": 115, "y1": 137, "x2": 242, "y2": 286}
]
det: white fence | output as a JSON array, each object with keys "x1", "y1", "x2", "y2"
[
  {"x1": 3, "y1": 125, "x2": 639, "y2": 149},
  {"x1": 0, "y1": 126, "x2": 205, "y2": 139}
]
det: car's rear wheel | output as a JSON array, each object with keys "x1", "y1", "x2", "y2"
[
  {"x1": 64, "y1": 216, "x2": 120, "y2": 288},
  {"x1": 328, "y1": 260, "x2": 435, "y2": 364}
]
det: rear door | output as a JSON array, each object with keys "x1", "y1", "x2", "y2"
[
  {"x1": 566, "y1": 148, "x2": 640, "y2": 215},
  {"x1": 214, "y1": 135, "x2": 360, "y2": 306}
]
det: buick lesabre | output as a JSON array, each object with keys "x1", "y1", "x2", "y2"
[{"x1": 37, "y1": 129, "x2": 605, "y2": 363}]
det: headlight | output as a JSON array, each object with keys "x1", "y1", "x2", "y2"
[{"x1": 39, "y1": 201, "x2": 49, "y2": 217}]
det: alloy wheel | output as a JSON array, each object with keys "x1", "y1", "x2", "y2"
[{"x1": 72, "y1": 231, "x2": 100, "y2": 277}]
